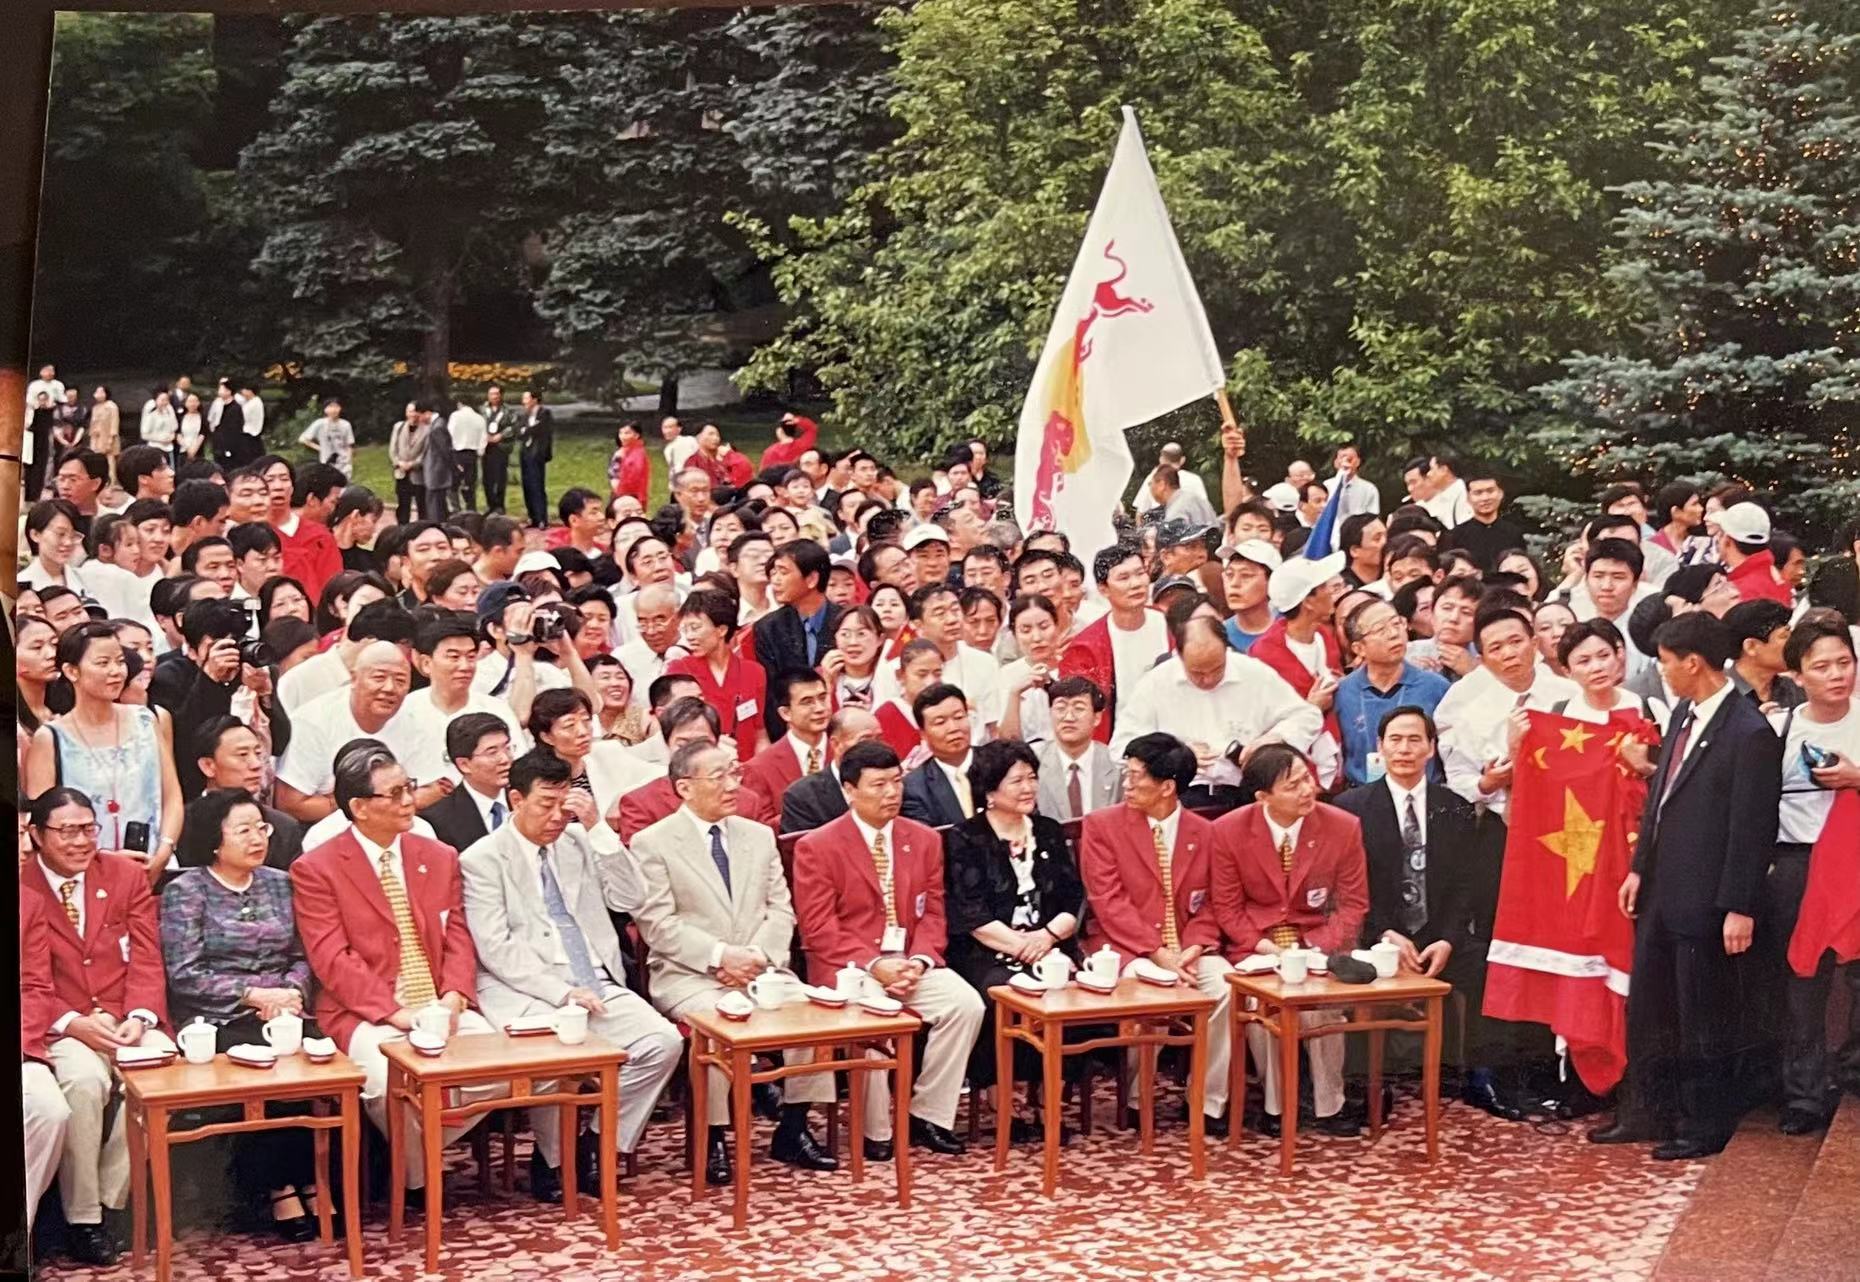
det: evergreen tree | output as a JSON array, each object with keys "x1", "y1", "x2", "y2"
[{"x1": 1532, "y1": 3, "x2": 1860, "y2": 535}]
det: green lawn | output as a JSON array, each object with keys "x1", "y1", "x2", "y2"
[{"x1": 334, "y1": 405, "x2": 840, "y2": 521}]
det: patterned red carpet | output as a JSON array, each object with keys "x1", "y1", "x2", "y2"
[{"x1": 36, "y1": 1091, "x2": 1703, "y2": 1281}]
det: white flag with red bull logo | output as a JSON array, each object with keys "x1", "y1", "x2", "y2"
[{"x1": 1012, "y1": 106, "x2": 1226, "y2": 567}]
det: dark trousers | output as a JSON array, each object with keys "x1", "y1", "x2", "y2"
[
  {"x1": 1765, "y1": 846, "x2": 1860, "y2": 1112},
  {"x1": 482, "y1": 445, "x2": 509, "y2": 514},
  {"x1": 455, "y1": 451, "x2": 479, "y2": 512},
  {"x1": 1179, "y1": 783, "x2": 1251, "y2": 815},
  {"x1": 421, "y1": 485, "x2": 450, "y2": 523},
  {"x1": 1624, "y1": 908, "x2": 1752, "y2": 1142},
  {"x1": 520, "y1": 454, "x2": 548, "y2": 527},
  {"x1": 209, "y1": 1014, "x2": 316, "y2": 1196},
  {"x1": 394, "y1": 473, "x2": 419, "y2": 525}
]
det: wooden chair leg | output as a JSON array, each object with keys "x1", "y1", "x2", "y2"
[
  {"x1": 472, "y1": 1122, "x2": 491, "y2": 1195},
  {"x1": 1077, "y1": 1062, "x2": 1095, "y2": 1137},
  {"x1": 502, "y1": 1112, "x2": 516, "y2": 1193}
]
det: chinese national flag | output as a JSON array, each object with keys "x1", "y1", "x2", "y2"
[
  {"x1": 1484, "y1": 709, "x2": 1656, "y2": 1094},
  {"x1": 1787, "y1": 789, "x2": 1860, "y2": 977}
]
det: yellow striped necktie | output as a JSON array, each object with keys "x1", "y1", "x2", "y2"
[
  {"x1": 1152, "y1": 825, "x2": 1180, "y2": 951},
  {"x1": 1271, "y1": 833, "x2": 1300, "y2": 949},
  {"x1": 872, "y1": 831, "x2": 898, "y2": 927},
  {"x1": 378, "y1": 851, "x2": 438, "y2": 1007},
  {"x1": 806, "y1": 744, "x2": 822, "y2": 775},
  {"x1": 59, "y1": 880, "x2": 80, "y2": 930}
]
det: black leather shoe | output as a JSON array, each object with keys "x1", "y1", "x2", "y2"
[
  {"x1": 1202, "y1": 1112, "x2": 1229, "y2": 1139},
  {"x1": 66, "y1": 1224, "x2": 119, "y2": 1267},
  {"x1": 1652, "y1": 1136, "x2": 1728, "y2": 1161},
  {"x1": 1778, "y1": 1107, "x2": 1828, "y2": 1137},
  {"x1": 529, "y1": 1150, "x2": 563, "y2": 1203},
  {"x1": 752, "y1": 1082, "x2": 784, "y2": 1121},
  {"x1": 908, "y1": 1117, "x2": 966, "y2": 1155},
  {"x1": 1462, "y1": 1072, "x2": 1527, "y2": 1122},
  {"x1": 1312, "y1": 1111, "x2": 1364, "y2": 1138},
  {"x1": 1588, "y1": 1117, "x2": 1672, "y2": 1145},
  {"x1": 769, "y1": 1127, "x2": 838, "y2": 1171},
  {"x1": 1250, "y1": 1112, "x2": 1283, "y2": 1138},
  {"x1": 1009, "y1": 1117, "x2": 1077, "y2": 1146},
  {"x1": 705, "y1": 1137, "x2": 734, "y2": 1186},
  {"x1": 862, "y1": 1138, "x2": 894, "y2": 1162}
]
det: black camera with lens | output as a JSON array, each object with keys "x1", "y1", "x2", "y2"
[
  {"x1": 240, "y1": 638, "x2": 275, "y2": 668},
  {"x1": 532, "y1": 611, "x2": 569, "y2": 644}
]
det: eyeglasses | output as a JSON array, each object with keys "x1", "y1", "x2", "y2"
[
  {"x1": 690, "y1": 768, "x2": 744, "y2": 783},
  {"x1": 361, "y1": 784, "x2": 418, "y2": 805},
  {"x1": 37, "y1": 822, "x2": 100, "y2": 839},
  {"x1": 225, "y1": 821, "x2": 274, "y2": 840}
]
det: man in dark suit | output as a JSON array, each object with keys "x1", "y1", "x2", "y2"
[
  {"x1": 417, "y1": 713, "x2": 514, "y2": 855},
  {"x1": 1333, "y1": 706, "x2": 1513, "y2": 1118},
  {"x1": 780, "y1": 707, "x2": 882, "y2": 834},
  {"x1": 900, "y1": 683, "x2": 973, "y2": 828},
  {"x1": 749, "y1": 540, "x2": 841, "y2": 740},
  {"x1": 1594, "y1": 613, "x2": 1782, "y2": 1159},
  {"x1": 195, "y1": 716, "x2": 305, "y2": 869},
  {"x1": 518, "y1": 389, "x2": 554, "y2": 528}
]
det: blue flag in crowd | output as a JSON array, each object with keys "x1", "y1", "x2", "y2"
[{"x1": 1303, "y1": 476, "x2": 1344, "y2": 558}]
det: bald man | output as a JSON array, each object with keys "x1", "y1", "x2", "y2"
[
  {"x1": 277, "y1": 641, "x2": 449, "y2": 820},
  {"x1": 780, "y1": 707, "x2": 884, "y2": 834},
  {"x1": 615, "y1": 583, "x2": 688, "y2": 705}
]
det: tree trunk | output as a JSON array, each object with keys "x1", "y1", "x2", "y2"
[
  {"x1": 422, "y1": 267, "x2": 454, "y2": 400},
  {"x1": 658, "y1": 374, "x2": 679, "y2": 418}
]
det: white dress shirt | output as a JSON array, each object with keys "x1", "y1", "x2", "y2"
[
  {"x1": 1384, "y1": 777, "x2": 1428, "y2": 846},
  {"x1": 1149, "y1": 803, "x2": 1183, "y2": 855},
  {"x1": 447, "y1": 404, "x2": 487, "y2": 453},
  {"x1": 1263, "y1": 813, "x2": 1304, "y2": 857},
  {"x1": 934, "y1": 753, "x2": 975, "y2": 817},
  {"x1": 1436, "y1": 662, "x2": 1580, "y2": 818},
  {"x1": 1114, "y1": 652, "x2": 1323, "y2": 780}
]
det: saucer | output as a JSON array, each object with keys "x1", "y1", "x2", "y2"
[
  {"x1": 804, "y1": 985, "x2": 850, "y2": 1008},
  {"x1": 1007, "y1": 972, "x2": 1049, "y2": 995},
  {"x1": 116, "y1": 1046, "x2": 176, "y2": 1069},
  {"x1": 1075, "y1": 971, "x2": 1117, "y2": 994},
  {"x1": 407, "y1": 1033, "x2": 447, "y2": 1057},
  {"x1": 1130, "y1": 958, "x2": 1180, "y2": 986},
  {"x1": 226, "y1": 1045, "x2": 277, "y2": 1069},
  {"x1": 858, "y1": 994, "x2": 904, "y2": 1015},
  {"x1": 716, "y1": 994, "x2": 754, "y2": 1021}
]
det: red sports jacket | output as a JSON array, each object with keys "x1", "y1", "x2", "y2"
[
  {"x1": 791, "y1": 812, "x2": 948, "y2": 983},
  {"x1": 21, "y1": 854, "x2": 169, "y2": 1036}
]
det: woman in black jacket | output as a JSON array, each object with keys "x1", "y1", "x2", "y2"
[{"x1": 945, "y1": 739, "x2": 1090, "y2": 1130}]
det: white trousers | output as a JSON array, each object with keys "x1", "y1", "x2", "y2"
[
  {"x1": 1120, "y1": 955, "x2": 1234, "y2": 1117},
  {"x1": 860, "y1": 968, "x2": 984, "y2": 1141},
  {"x1": 664, "y1": 987, "x2": 835, "y2": 1127},
  {"x1": 46, "y1": 1030, "x2": 176, "y2": 1223},
  {"x1": 348, "y1": 1012, "x2": 505, "y2": 1190},
  {"x1": 1246, "y1": 1008, "x2": 1347, "y2": 1118},
  {"x1": 23, "y1": 1061, "x2": 71, "y2": 1231},
  {"x1": 527, "y1": 985, "x2": 683, "y2": 1167}
]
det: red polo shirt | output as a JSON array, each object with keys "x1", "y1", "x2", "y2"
[{"x1": 666, "y1": 651, "x2": 768, "y2": 762}]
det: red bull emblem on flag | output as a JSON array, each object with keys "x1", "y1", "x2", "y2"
[{"x1": 1012, "y1": 107, "x2": 1225, "y2": 570}]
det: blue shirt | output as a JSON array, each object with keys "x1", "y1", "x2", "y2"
[
  {"x1": 1225, "y1": 617, "x2": 1271, "y2": 654},
  {"x1": 1334, "y1": 662, "x2": 1451, "y2": 787},
  {"x1": 802, "y1": 599, "x2": 832, "y2": 664}
]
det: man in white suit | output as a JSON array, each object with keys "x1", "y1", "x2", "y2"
[
  {"x1": 459, "y1": 749, "x2": 682, "y2": 1200},
  {"x1": 1036, "y1": 676, "x2": 1124, "y2": 820},
  {"x1": 631, "y1": 741, "x2": 838, "y2": 1185}
]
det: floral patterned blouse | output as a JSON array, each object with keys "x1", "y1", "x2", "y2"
[{"x1": 159, "y1": 866, "x2": 312, "y2": 1026}]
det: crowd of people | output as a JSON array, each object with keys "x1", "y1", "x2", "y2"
[{"x1": 13, "y1": 360, "x2": 1860, "y2": 1269}]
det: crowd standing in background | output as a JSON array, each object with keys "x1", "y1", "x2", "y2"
[{"x1": 12, "y1": 362, "x2": 1860, "y2": 1268}]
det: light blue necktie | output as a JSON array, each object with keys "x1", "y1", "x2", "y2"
[{"x1": 538, "y1": 845, "x2": 601, "y2": 990}]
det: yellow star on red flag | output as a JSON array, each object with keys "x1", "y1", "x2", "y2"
[
  {"x1": 1560, "y1": 724, "x2": 1596, "y2": 753},
  {"x1": 1538, "y1": 788, "x2": 1606, "y2": 897}
]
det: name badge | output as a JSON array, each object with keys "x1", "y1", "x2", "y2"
[
  {"x1": 119, "y1": 934, "x2": 132, "y2": 963},
  {"x1": 881, "y1": 924, "x2": 908, "y2": 955},
  {"x1": 914, "y1": 892, "x2": 928, "y2": 917},
  {"x1": 735, "y1": 699, "x2": 759, "y2": 722},
  {"x1": 1187, "y1": 889, "x2": 1207, "y2": 914},
  {"x1": 1305, "y1": 887, "x2": 1329, "y2": 909}
]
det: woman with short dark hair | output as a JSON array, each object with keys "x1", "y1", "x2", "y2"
[{"x1": 162, "y1": 788, "x2": 317, "y2": 1239}]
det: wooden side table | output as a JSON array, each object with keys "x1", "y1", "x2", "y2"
[
  {"x1": 121, "y1": 1053, "x2": 366, "y2": 1282},
  {"x1": 1225, "y1": 970, "x2": 1451, "y2": 1175},
  {"x1": 382, "y1": 1031, "x2": 629, "y2": 1274},
  {"x1": 990, "y1": 978, "x2": 1217, "y2": 1196},
  {"x1": 684, "y1": 1001, "x2": 923, "y2": 1230}
]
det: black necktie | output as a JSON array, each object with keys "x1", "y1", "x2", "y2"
[
  {"x1": 1400, "y1": 793, "x2": 1427, "y2": 933},
  {"x1": 708, "y1": 824, "x2": 731, "y2": 895}
]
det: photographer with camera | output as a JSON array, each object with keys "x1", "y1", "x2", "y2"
[
  {"x1": 471, "y1": 581, "x2": 603, "y2": 731},
  {"x1": 149, "y1": 597, "x2": 294, "y2": 798}
]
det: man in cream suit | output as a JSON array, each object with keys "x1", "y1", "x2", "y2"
[
  {"x1": 631, "y1": 740, "x2": 838, "y2": 1185},
  {"x1": 459, "y1": 749, "x2": 682, "y2": 1200},
  {"x1": 1036, "y1": 677, "x2": 1124, "y2": 820}
]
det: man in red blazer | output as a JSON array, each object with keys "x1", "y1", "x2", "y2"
[
  {"x1": 23, "y1": 787, "x2": 173, "y2": 1266},
  {"x1": 792, "y1": 741, "x2": 983, "y2": 1160},
  {"x1": 22, "y1": 889, "x2": 73, "y2": 1239},
  {"x1": 742, "y1": 670, "x2": 833, "y2": 802},
  {"x1": 290, "y1": 740, "x2": 505, "y2": 1187},
  {"x1": 1060, "y1": 543, "x2": 1172, "y2": 744},
  {"x1": 1077, "y1": 732, "x2": 1234, "y2": 1132},
  {"x1": 1211, "y1": 744, "x2": 1370, "y2": 1136}
]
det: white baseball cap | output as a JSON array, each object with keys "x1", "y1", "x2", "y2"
[
  {"x1": 1219, "y1": 538, "x2": 1283, "y2": 571},
  {"x1": 1262, "y1": 481, "x2": 1300, "y2": 514},
  {"x1": 514, "y1": 550, "x2": 564, "y2": 577},
  {"x1": 902, "y1": 523, "x2": 951, "y2": 550},
  {"x1": 1714, "y1": 501, "x2": 1771, "y2": 546},
  {"x1": 1267, "y1": 551, "x2": 1347, "y2": 615}
]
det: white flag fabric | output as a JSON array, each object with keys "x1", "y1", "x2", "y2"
[{"x1": 1012, "y1": 106, "x2": 1225, "y2": 568}]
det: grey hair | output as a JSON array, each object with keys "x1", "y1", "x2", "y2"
[
  {"x1": 332, "y1": 737, "x2": 398, "y2": 819},
  {"x1": 667, "y1": 738, "x2": 723, "y2": 786}
]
